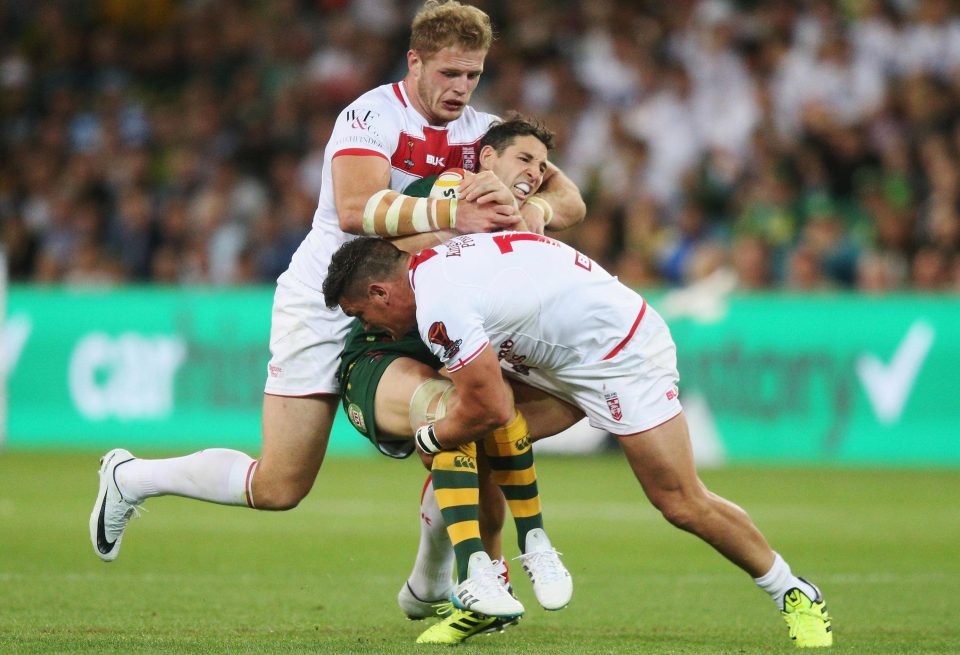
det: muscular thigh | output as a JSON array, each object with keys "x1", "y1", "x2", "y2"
[
  {"x1": 510, "y1": 379, "x2": 584, "y2": 440},
  {"x1": 374, "y1": 358, "x2": 443, "y2": 437},
  {"x1": 259, "y1": 393, "x2": 339, "y2": 487},
  {"x1": 617, "y1": 411, "x2": 703, "y2": 500}
]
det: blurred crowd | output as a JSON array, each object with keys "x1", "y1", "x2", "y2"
[{"x1": 3, "y1": 0, "x2": 960, "y2": 292}]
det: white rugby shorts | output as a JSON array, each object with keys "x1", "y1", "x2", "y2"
[
  {"x1": 508, "y1": 304, "x2": 682, "y2": 435},
  {"x1": 264, "y1": 271, "x2": 352, "y2": 396}
]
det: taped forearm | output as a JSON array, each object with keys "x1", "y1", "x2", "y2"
[{"x1": 362, "y1": 190, "x2": 457, "y2": 237}]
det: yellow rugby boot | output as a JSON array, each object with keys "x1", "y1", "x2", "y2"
[
  {"x1": 781, "y1": 582, "x2": 833, "y2": 648},
  {"x1": 415, "y1": 606, "x2": 519, "y2": 645}
]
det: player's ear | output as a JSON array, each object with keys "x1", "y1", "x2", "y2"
[
  {"x1": 407, "y1": 50, "x2": 422, "y2": 76},
  {"x1": 368, "y1": 284, "x2": 387, "y2": 301},
  {"x1": 478, "y1": 144, "x2": 497, "y2": 170}
]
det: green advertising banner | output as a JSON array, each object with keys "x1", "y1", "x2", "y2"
[
  {"x1": 663, "y1": 294, "x2": 960, "y2": 465},
  {"x1": 2, "y1": 286, "x2": 367, "y2": 454},
  {"x1": 3, "y1": 287, "x2": 959, "y2": 464}
]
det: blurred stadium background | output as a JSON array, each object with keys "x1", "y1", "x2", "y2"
[
  {"x1": 1, "y1": 0, "x2": 958, "y2": 461},
  {"x1": 2, "y1": 2, "x2": 960, "y2": 653}
]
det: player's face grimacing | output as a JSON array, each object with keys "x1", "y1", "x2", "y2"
[
  {"x1": 409, "y1": 46, "x2": 486, "y2": 125},
  {"x1": 339, "y1": 290, "x2": 417, "y2": 341},
  {"x1": 481, "y1": 135, "x2": 549, "y2": 204}
]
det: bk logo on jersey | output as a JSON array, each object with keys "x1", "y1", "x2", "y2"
[
  {"x1": 604, "y1": 391, "x2": 623, "y2": 421},
  {"x1": 428, "y1": 321, "x2": 462, "y2": 360},
  {"x1": 426, "y1": 154, "x2": 446, "y2": 167}
]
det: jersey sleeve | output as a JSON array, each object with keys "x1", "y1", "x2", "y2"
[
  {"x1": 328, "y1": 101, "x2": 398, "y2": 161},
  {"x1": 415, "y1": 279, "x2": 489, "y2": 373}
]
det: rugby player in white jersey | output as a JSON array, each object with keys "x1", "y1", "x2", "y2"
[
  {"x1": 337, "y1": 116, "x2": 582, "y2": 644},
  {"x1": 322, "y1": 234, "x2": 834, "y2": 649},
  {"x1": 89, "y1": 0, "x2": 585, "y2": 592}
]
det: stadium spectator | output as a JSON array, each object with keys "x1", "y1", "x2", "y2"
[{"x1": 4, "y1": 0, "x2": 960, "y2": 293}]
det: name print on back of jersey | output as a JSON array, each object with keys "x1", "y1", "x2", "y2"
[
  {"x1": 498, "y1": 339, "x2": 536, "y2": 376},
  {"x1": 445, "y1": 235, "x2": 476, "y2": 257}
]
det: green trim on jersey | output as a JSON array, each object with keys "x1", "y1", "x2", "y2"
[
  {"x1": 403, "y1": 174, "x2": 440, "y2": 198},
  {"x1": 336, "y1": 171, "x2": 443, "y2": 457},
  {"x1": 337, "y1": 320, "x2": 441, "y2": 459}
]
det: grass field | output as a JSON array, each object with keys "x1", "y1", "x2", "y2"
[{"x1": 1, "y1": 451, "x2": 958, "y2": 654}]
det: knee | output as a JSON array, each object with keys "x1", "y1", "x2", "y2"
[
  {"x1": 652, "y1": 490, "x2": 711, "y2": 533},
  {"x1": 251, "y1": 476, "x2": 313, "y2": 511}
]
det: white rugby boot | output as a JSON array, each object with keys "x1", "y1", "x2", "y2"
[
  {"x1": 517, "y1": 528, "x2": 573, "y2": 610},
  {"x1": 89, "y1": 449, "x2": 143, "y2": 562},
  {"x1": 451, "y1": 552, "x2": 525, "y2": 618}
]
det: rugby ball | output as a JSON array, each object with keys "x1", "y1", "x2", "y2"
[{"x1": 429, "y1": 168, "x2": 466, "y2": 199}]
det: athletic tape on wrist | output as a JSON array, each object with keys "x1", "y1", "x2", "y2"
[
  {"x1": 527, "y1": 196, "x2": 554, "y2": 226},
  {"x1": 415, "y1": 423, "x2": 443, "y2": 454},
  {"x1": 361, "y1": 190, "x2": 457, "y2": 236}
]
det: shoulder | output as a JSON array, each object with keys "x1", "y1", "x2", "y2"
[
  {"x1": 449, "y1": 107, "x2": 500, "y2": 140},
  {"x1": 338, "y1": 84, "x2": 406, "y2": 123}
]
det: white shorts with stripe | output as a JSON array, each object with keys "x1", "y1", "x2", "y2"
[
  {"x1": 264, "y1": 271, "x2": 352, "y2": 396},
  {"x1": 505, "y1": 304, "x2": 682, "y2": 435}
]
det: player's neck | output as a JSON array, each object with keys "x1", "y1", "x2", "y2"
[{"x1": 401, "y1": 78, "x2": 449, "y2": 128}]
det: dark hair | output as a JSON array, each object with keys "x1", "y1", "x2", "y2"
[
  {"x1": 323, "y1": 237, "x2": 405, "y2": 309},
  {"x1": 480, "y1": 114, "x2": 555, "y2": 155}
]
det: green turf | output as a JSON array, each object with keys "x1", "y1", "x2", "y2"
[{"x1": 1, "y1": 451, "x2": 958, "y2": 654}]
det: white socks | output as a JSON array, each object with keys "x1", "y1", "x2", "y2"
[
  {"x1": 405, "y1": 476, "x2": 455, "y2": 600},
  {"x1": 114, "y1": 449, "x2": 257, "y2": 507},
  {"x1": 754, "y1": 552, "x2": 819, "y2": 609}
]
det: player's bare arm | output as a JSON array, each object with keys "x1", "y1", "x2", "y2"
[
  {"x1": 521, "y1": 161, "x2": 585, "y2": 232},
  {"x1": 419, "y1": 346, "x2": 515, "y2": 452},
  {"x1": 334, "y1": 155, "x2": 520, "y2": 237},
  {"x1": 332, "y1": 154, "x2": 394, "y2": 233}
]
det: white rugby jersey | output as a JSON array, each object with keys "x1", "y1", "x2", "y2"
[
  {"x1": 408, "y1": 232, "x2": 648, "y2": 376},
  {"x1": 287, "y1": 81, "x2": 498, "y2": 290}
]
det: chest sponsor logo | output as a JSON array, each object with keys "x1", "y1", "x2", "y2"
[
  {"x1": 391, "y1": 129, "x2": 482, "y2": 177},
  {"x1": 345, "y1": 109, "x2": 379, "y2": 130},
  {"x1": 604, "y1": 391, "x2": 623, "y2": 421},
  {"x1": 428, "y1": 321, "x2": 462, "y2": 360}
]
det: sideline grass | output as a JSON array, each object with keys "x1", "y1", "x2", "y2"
[{"x1": 1, "y1": 451, "x2": 958, "y2": 654}]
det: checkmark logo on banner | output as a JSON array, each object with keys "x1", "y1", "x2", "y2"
[{"x1": 856, "y1": 320, "x2": 934, "y2": 424}]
